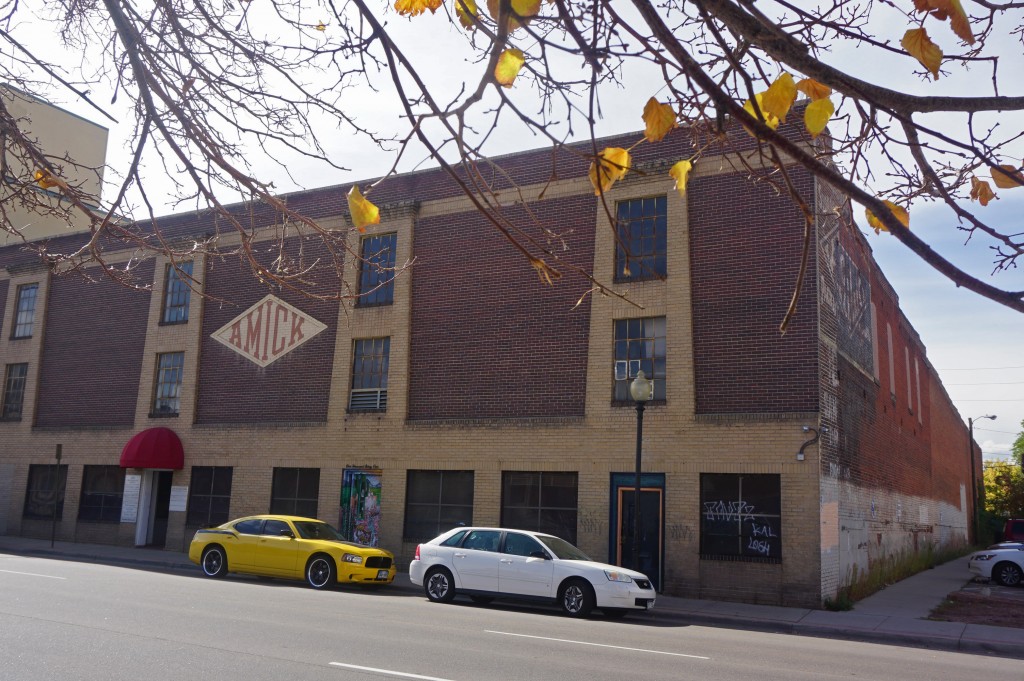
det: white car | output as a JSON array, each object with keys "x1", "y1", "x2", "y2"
[
  {"x1": 409, "y1": 527, "x2": 656, "y2": 618},
  {"x1": 968, "y1": 546, "x2": 1024, "y2": 586}
]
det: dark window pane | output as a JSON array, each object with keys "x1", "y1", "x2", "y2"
[
  {"x1": 78, "y1": 465, "x2": 125, "y2": 523},
  {"x1": 612, "y1": 316, "x2": 667, "y2": 403},
  {"x1": 357, "y1": 233, "x2": 397, "y2": 306},
  {"x1": 403, "y1": 470, "x2": 474, "y2": 541},
  {"x1": 12, "y1": 283, "x2": 39, "y2": 338},
  {"x1": 500, "y1": 472, "x2": 578, "y2": 544},
  {"x1": 186, "y1": 466, "x2": 233, "y2": 527},
  {"x1": 614, "y1": 197, "x2": 667, "y2": 281},
  {"x1": 270, "y1": 467, "x2": 319, "y2": 517},
  {"x1": 23, "y1": 464, "x2": 67, "y2": 520},
  {"x1": 235, "y1": 519, "x2": 263, "y2": 535},
  {"x1": 161, "y1": 261, "x2": 193, "y2": 324},
  {"x1": 2, "y1": 363, "x2": 28, "y2": 420},
  {"x1": 700, "y1": 474, "x2": 781, "y2": 563}
]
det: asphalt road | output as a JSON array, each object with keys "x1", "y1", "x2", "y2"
[{"x1": 0, "y1": 553, "x2": 1019, "y2": 681}]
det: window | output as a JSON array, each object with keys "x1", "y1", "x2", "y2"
[
  {"x1": 615, "y1": 196, "x2": 667, "y2": 281},
  {"x1": 461, "y1": 529, "x2": 501, "y2": 552},
  {"x1": 263, "y1": 519, "x2": 291, "y2": 536},
  {"x1": 152, "y1": 352, "x2": 184, "y2": 416},
  {"x1": 501, "y1": 471, "x2": 578, "y2": 544},
  {"x1": 23, "y1": 464, "x2": 68, "y2": 520},
  {"x1": 234, "y1": 518, "x2": 264, "y2": 535},
  {"x1": 502, "y1": 532, "x2": 546, "y2": 557},
  {"x1": 349, "y1": 337, "x2": 389, "y2": 411},
  {"x1": 357, "y1": 233, "x2": 397, "y2": 306},
  {"x1": 12, "y1": 283, "x2": 39, "y2": 339},
  {"x1": 404, "y1": 470, "x2": 474, "y2": 541},
  {"x1": 186, "y1": 466, "x2": 233, "y2": 527},
  {"x1": 700, "y1": 474, "x2": 781, "y2": 563},
  {"x1": 161, "y1": 261, "x2": 194, "y2": 324},
  {"x1": 613, "y1": 317, "x2": 666, "y2": 402},
  {"x1": 270, "y1": 467, "x2": 320, "y2": 518},
  {"x1": 78, "y1": 466, "x2": 125, "y2": 523},
  {"x1": 2, "y1": 363, "x2": 28, "y2": 420}
]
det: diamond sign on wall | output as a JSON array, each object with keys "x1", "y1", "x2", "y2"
[{"x1": 211, "y1": 294, "x2": 327, "y2": 368}]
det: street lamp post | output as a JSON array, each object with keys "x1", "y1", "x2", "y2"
[
  {"x1": 629, "y1": 370, "x2": 653, "y2": 572},
  {"x1": 968, "y1": 414, "x2": 996, "y2": 545}
]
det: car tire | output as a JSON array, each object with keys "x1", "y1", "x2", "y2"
[
  {"x1": 424, "y1": 568, "x2": 456, "y2": 603},
  {"x1": 469, "y1": 595, "x2": 494, "y2": 604},
  {"x1": 559, "y1": 579, "x2": 595, "y2": 618},
  {"x1": 993, "y1": 561, "x2": 1023, "y2": 587},
  {"x1": 306, "y1": 554, "x2": 336, "y2": 590},
  {"x1": 201, "y1": 546, "x2": 228, "y2": 578}
]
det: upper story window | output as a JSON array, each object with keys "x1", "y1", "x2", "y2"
[
  {"x1": 357, "y1": 233, "x2": 397, "y2": 307},
  {"x1": 161, "y1": 262, "x2": 194, "y2": 324},
  {"x1": 613, "y1": 317, "x2": 666, "y2": 402},
  {"x1": 152, "y1": 352, "x2": 184, "y2": 416},
  {"x1": 2, "y1": 363, "x2": 28, "y2": 420},
  {"x1": 12, "y1": 283, "x2": 39, "y2": 339},
  {"x1": 349, "y1": 337, "x2": 390, "y2": 411},
  {"x1": 615, "y1": 196, "x2": 667, "y2": 281}
]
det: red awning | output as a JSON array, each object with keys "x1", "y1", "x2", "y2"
[{"x1": 119, "y1": 427, "x2": 184, "y2": 470}]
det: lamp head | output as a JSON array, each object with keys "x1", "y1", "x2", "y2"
[{"x1": 630, "y1": 370, "x2": 654, "y2": 403}]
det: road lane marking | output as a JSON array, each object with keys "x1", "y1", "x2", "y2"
[
  {"x1": 0, "y1": 569, "x2": 67, "y2": 580},
  {"x1": 484, "y1": 630, "x2": 710, "y2": 659},
  {"x1": 329, "y1": 662, "x2": 456, "y2": 680}
]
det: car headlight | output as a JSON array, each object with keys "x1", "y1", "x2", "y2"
[
  {"x1": 341, "y1": 553, "x2": 363, "y2": 564},
  {"x1": 970, "y1": 554, "x2": 996, "y2": 561},
  {"x1": 604, "y1": 570, "x2": 633, "y2": 583}
]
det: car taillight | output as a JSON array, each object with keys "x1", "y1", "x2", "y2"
[{"x1": 414, "y1": 544, "x2": 421, "y2": 561}]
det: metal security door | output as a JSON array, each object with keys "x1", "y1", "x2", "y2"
[{"x1": 610, "y1": 472, "x2": 664, "y2": 591}]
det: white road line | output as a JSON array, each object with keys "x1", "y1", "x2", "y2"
[
  {"x1": 329, "y1": 662, "x2": 456, "y2": 681},
  {"x1": 0, "y1": 569, "x2": 67, "y2": 580},
  {"x1": 484, "y1": 630, "x2": 710, "y2": 660}
]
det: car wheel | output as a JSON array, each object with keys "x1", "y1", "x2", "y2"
[
  {"x1": 560, "y1": 579, "x2": 594, "y2": 618},
  {"x1": 306, "y1": 554, "x2": 336, "y2": 590},
  {"x1": 424, "y1": 568, "x2": 456, "y2": 603},
  {"x1": 602, "y1": 608, "x2": 628, "y2": 619},
  {"x1": 470, "y1": 595, "x2": 494, "y2": 604},
  {"x1": 201, "y1": 546, "x2": 228, "y2": 578},
  {"x1": 993, "y1": 561, "x2": 1023, "y2": 587}
]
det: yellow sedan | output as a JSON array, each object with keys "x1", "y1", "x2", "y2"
[{"x1": 188, "y1": 515, "x2": 397, "y2": 589}]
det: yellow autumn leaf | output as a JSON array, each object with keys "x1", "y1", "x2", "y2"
[
  {"x1": 485, "y1": 0, "x2": 540, "y2": 31},
  {"x1": 795, "y1": 78, "x2": 831, "y2": 102},
  {"x1": 494, "y1": 49, "x2": 525, "y2": 88},
  {"x1": 347, "y1": 185, "x2": 380, "y2": 232},
  {"x1": 901, "y1": 28, "x2": 942, "y2": 80},
  {"x1": 588, "y1": 147, "x2": 631, "y2": 195},
  {"x1": 865, "y1": 200, "x2": 910, "y2": 234},
  {"x1": 742, "y1": 93, "x2": 780, "y2": 132},
  {"x1": 970, "y1": 177, "x2": 996, "y2": 206},
  {"x1": 668, "y1": 159, "x2": 693, "y2": 198},
  {"x1": 929, "y1": 0, "x2": 974, "y2": 45},
  {"x1": 33, "y1": 169, "x2": 61, "y2": 189},
  {"x1": 394, "y1": 0, "x2": 443, "y2": 17},
  {"x1": 762, "y1": 73, "x2": 797, "y2": 123},
  {"x1": 315, "y1": 21, "x2": 326, "y2": 31},
  {"x1": 991, "y1": 164, "x2": 1024, "y2": 189},
  {"x1": 804, "y1": 97, "x2": 834, "y2": 138},
  {"x1": 455, "y1": 0, "x2": 478, "y2": 28},
  {"x1": 642, "y1": 98, "x2": 677, "y2": 143}
]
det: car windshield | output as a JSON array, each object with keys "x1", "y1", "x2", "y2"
[
  {"x1": 537, "y1": 535, "x2": 591, "y2": 561},
  {"x1": 293, "y1": 521, "x2": 347, "y2": 542}
]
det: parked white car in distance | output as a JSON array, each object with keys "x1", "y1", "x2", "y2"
[
  {"x1": 409, "y1": 527, "x2": 656, "y2": 618},
  {"x1": 968, "y1": 546, "x2": 1024, "y2": 586}
]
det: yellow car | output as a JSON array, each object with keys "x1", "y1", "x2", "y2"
[{"x1": 188, "y1": 515, "x2": 397, "y2": 589}]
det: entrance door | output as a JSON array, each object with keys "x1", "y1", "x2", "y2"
[
  {"x1": 610, "y1": 473, "x2": 664, "y2": 591},
  {"x1": 135, "y1": 470, "x2": 173, "y2": 547}
]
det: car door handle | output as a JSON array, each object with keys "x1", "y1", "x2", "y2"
[
  {"x1": 500, "y1": 559, "x2": 513, "y2": 564},
  {"x1": 454, "y1": 553, "x2": 466, "y2": 559}
]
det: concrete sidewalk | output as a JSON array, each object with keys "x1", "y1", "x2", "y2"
[{"x1": 1, "y1": 535, "x2": 1021, "y2": 658}]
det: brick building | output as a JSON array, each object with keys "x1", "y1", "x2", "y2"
[{"x1": 0, "y1": 124, "x2": 980, "y2": 607}]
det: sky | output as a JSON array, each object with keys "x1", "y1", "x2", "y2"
[{"x1": 7, "y1": 2, "x2": 1022, "y2": 461}]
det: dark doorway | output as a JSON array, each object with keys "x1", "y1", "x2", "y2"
[
  {"x1": 150, "y1": 471, "x2": 173, "y2": 547},
  {"x1": 610, "y1": 472, "x2": 664, "y2": 591}
]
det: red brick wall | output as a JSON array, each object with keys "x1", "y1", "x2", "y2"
[
  {"x1": 196, "y1": 237, "x2": 340, "y2": 424},
  {"x1": 35, "y1": 264, "x2": 154, "y2": 427},
  {"x1": 689, "y1": 170, "x2": 819, "y2": 414},
  {"x1": 408, "y1": 195, "x2": 596, "y2": 419}
]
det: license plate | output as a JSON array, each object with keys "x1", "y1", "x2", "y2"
[{"x1": 377, "y1": 569, "x2": 389, "y2": 580}]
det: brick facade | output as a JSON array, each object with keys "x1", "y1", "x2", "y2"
[{"x1": 0, "y1": 126, "x2": 974, "y2": 608}]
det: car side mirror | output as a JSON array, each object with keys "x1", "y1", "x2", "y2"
[
  {"x1": 529, "y1": 550, "x2": 550, "y2": 560},
  {"x1": 279, "y1": 529, "x2": 294, "y2": 538}
]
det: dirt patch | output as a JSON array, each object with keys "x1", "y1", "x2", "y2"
[{"x1": 930, "y1": 590, "x2": 1024, "y2": 628}]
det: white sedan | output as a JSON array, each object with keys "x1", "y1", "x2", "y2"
[
  {"x1": 968, "y1": 546, "x2": 1024, "y2": 586},
  {"x1": 409, "y1": 527, "x2": 656, "y2": 617}
]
